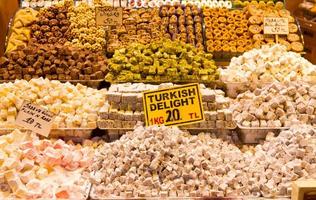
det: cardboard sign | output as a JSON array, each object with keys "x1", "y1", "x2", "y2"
[
  {"x1": 264, "y1": 17, "x2": 289, "y2": 35},
  {"x1": 143, "y1": 83, "x2": 204, "y2": 126},
  {"x1": 15, "y1": 101, "x2": 55, "y2": 137},
  {"x1": 96, "y1": 7, "x2": 123, "y2": 26}
]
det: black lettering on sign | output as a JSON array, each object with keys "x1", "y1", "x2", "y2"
[
  {"x1": 96, "y1": 7, "x2": 123, "y2": 26},
  {"x1": 166, "y1": 109, "x2": 181, "y2": 122}
]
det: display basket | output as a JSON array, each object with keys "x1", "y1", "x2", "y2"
[{"x1": 237, "y1": 124, "x2": 289, "y2": 144}]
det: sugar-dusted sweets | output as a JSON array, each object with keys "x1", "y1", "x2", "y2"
[
  {"x1": 221, "y1": 44, "x2": 316, "y2": 83},
  {"x1": 90, "y1": 125, "x2": 316, "y2": 198},
  {"x1": 231, "y1": 81, "x2": 316, "y2": 127},
  {"x1": 0, "y1": 78, "x2": 106, "y2": 129}
]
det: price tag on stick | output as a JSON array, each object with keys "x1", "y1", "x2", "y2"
[
  {"x1": 15, "y1": 101, "x2": 55, "y2": 137},
  {"x1": 96, "y1": 6, "x2": 123, "y2": 26},
  {"x1": 143, "y1": 83, "x2": 204, "y2": 126},
  {"x1": 264, "y1": 17, "x2": 289, "y2": 34}
]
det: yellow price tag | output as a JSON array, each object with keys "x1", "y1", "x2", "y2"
[{"x1": 143, "y1": 83, "x2": 204, "y2": 126}]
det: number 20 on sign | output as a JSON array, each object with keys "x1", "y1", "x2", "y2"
[{"x1": 143, "y1": 83, "x2": 204, "y2": 126}]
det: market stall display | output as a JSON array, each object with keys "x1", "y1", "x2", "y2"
[
  {"x1": 0, "y1": 44, "x2": 108, "y2": 81},
  {"x1": 0, "y1": 129, "x2": 93, "y2": 199},
  {"x1": 1, "y1": 0, "x2": 316, "y2": 199},
  {"x1": 90, "y1": 125, "x2": 316, "y2": 198},
  {"x1": 105, "y1": 39, "x2": 218, "y2": 83},
  {"x1": 98, "y1": 83, "x2": 235, "y2": 129},
  {"x1": 5, "y1": 8, "x2": 38, "y2": 53},
  {"x1": 232, "y1": 81, "x2": 316, "y2": 127},
  {"x1": 0, "y1": 78, "x2": 106, "y2": 129}
]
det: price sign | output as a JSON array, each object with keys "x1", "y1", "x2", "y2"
[
  {"x1": 15, "y1": 101, "x2": 55, "y2": 137},
  {"x1": 143, "y1": 83, "x2": 204, "y2": 126},
  {"x1": 96, "y1": 7, "x2": 123, "y2": 26},
  {"x1": 264, "y1": 17, "x2": 289, "y2": 35}
]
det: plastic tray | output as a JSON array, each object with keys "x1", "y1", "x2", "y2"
[{"x1": 237, "y1": 124, "x2": 289, "y2": 144}]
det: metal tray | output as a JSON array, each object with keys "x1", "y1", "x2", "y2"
[
  {"x1": 0, "y1": 79, "x2": 104, "y2": 89},
  {"x1": 90, "y1": 185, "x2": 289, "y2": 200},
  {"x1": 90, "y1": 185, "x2": 245, "y2": 200},
  {"x1": 237, "y1": 124, "x2": 289, "y2": 144},
  {"x1": 0, "y1": 128, "x2": 95, "y2": 139},
  {"x1": 98, "y1": 120, "x2": 237, "y2": 130}
]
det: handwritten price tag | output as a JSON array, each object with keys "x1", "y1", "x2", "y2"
[
  {"x1": 96, "y1": 7, "x2": 123, "y2": 26},
  {"x1": 143, "y1": 83, "x2": 204, "y2": 127},
  {"x1": 264, "y1": 17, "x2": 289, "y2": 35},
  {"x1": 15, "y1": 102, "x2": 55, "y2": 137}
]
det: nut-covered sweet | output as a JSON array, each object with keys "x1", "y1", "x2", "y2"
[
  {"x1": 0, "y1": 44, "x2": 108, "y2": 81},
  {"x1": 246, "y1": 3, "x2": 304, "y2": 52},
  {"x1": 30, "y1": 4, "x2": 71, "y2": 45},
  {"x1": 160, "y1": 4, "x2": 204, "y2": 50},
  {"x1": 66, "y1": 2, "x2": 107, "y2": 52},
  {"x1": 105, "y1": 39, "x2": 218, "y2": 83},
  {"x1": 106, "y1": 7, "x2": 163, "y2": 53},
  {"x1": 203, "y1": 8, "x2": 252, "y2": 54}
]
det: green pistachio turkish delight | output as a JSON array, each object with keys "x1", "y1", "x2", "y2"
[{"x1": 106, "y1": 39, "x2": 218, "y2": 83}]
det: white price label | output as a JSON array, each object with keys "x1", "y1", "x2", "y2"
[
  {"x1": 264, "y1": 17, "x2": 289, "y2": 35},
  {"x1": 15, "y1": 101, "x2": 55, "y2": 137}
]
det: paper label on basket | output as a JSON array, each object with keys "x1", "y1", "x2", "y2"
[
  {"x1": 95, "y1": 6, "x2": 123, "y2": 26},
  {"x1": 15, "y1": 101, "x2": 55, "y2": 137},
  {"x1": 264, "y1": 17, "x2": 289, "y2": 35},
  {"x1": 143, "y1": 83, "x2": 204, "y2": 127}
]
